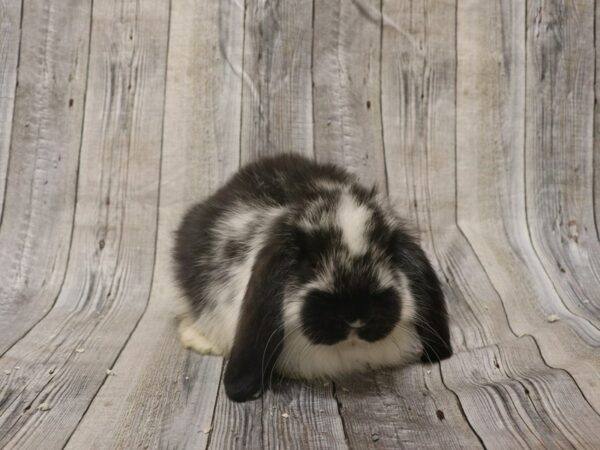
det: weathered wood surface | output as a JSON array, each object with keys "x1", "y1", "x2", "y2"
[
  {"x1": 2, "y1": 0, "x2": 600, "y2": 448},
  {"x1": 68, "y1": 0, "x2": 241, "y2": 447},
  {"x1": 0, "y1": 0, "x2": 168, "y2": 447},
  {"x1": 0, "y1": 0, "x2": 21, "y2": 218},
  {"x1": 0, "y1": 0, "x2": 89, "y2": 356}
]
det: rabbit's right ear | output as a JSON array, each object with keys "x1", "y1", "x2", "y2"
[
  {"x1": 392, "y1": 231, "x2": 452, "y2": 364},
  {"x1": 224, "y1": 228, "x2": 293, "y2": 402}
]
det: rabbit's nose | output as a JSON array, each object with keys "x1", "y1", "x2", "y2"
[{"x1": 347, "y1": 320, "x2": 365, "y2": 329}]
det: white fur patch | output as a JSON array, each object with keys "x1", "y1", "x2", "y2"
[
  {"x1": 314, "y1": 179, "x2": 345, "y2": 192},
  {"x1": 178, "y1": 315, "x2": 223, "y2": 355},
  {"x1": 337, "y1": 194, "x2": 370, "y2": 255},
  {"x1": 186, "y1": 205, "x2": 285, "y2": 356},
  {"x1": 279, "y1": 317, "x2": 419, "y2": 379},
  {"x1": 280, "y1": 284, "x2": 420, "y2": 379}
]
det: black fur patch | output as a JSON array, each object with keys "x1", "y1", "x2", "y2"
[{"x1": 224, "y1": 220, "x2": 292, "y2": 402}]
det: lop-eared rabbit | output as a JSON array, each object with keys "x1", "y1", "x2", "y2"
[{"x1": 173, "y1": 154, "x2": 452, "y2": 402}]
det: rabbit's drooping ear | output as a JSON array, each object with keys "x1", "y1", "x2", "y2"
[
  {"x1": 224, "y1": 231, "x2": 292, "y2": 402},
  {"x1": 393, "y1": 232, "x2": 452, "y2": 363}
]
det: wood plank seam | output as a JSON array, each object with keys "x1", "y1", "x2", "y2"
[
  {"x1": 204, "y1": 364, "x2": 225, "y2": 449},
  {"x1": 378, "y1": 0, "x2": 389, "y2": 196},
  {"x1": 310, "y1": 0, "x2": 316, "y2": 160},
  {"x1": 438, "y1": 365, "x2": 486, "y2": 448},
  {"x1": 237, "y1": 0, "x2": 248, "y2": 166},
  {"x1": 595, "y1": 0, "x2": 599, "y2": 243},
  {"x1": 0, "y1": 0, "x2": 24, "y2": 227},
  {"x1": 331, "y1": 383, "x2": 349, "y2": 446}
]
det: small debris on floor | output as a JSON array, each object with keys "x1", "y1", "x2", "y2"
[
  {"x1": 75, "y1": 348, "x2": 85, "y2": 353},
  {"x1": 341, "y1": 387, "x2": 349, "y2": 392},
  {"x1": 281, "y1": 413, "x2": 290, "y2": 419},
  {"x1": 436, "y1": 409, "x2": 445, "y2": 421},
  {"x1": 426, "y1": 369, "x2": 431, "y2": 374},
  {"x1": 546, "y1": 314, "x2": 560, "y2": 323},
  {"x1": 200, "y1": 427, "x2": 212, "y2": 434},
  {"x1": 3, "y1": 370, "x2": 10, "y2": 375},
  {"x1": 106, "y1": 369, "x2": 116, "y2": 376},
  {"x1": 15, "y1": 366, "x2": 20, "y2": 370},
  {"x1": 371, "y1": 433, "x2": 380, "y2": 442},
  {"x1": 37, "y1": 403, "x2": 51, "y2": 412},
  {"x1": 49, "y1": 368, "x2": 55, "y2": 375}
]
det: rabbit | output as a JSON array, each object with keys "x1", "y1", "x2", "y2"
[{"x1": 173, "y1": 154, "x2": 452, "y2": 402}]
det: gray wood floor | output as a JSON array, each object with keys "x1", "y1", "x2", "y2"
[{"x1": 1, "y1": 0, "x2": 600, "y2": 448}]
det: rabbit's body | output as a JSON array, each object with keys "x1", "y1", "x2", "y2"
[{"x1": 174, "y1": 154, "x2": 452, "y2": 401}]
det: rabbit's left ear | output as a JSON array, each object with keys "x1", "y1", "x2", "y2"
[{"x1": 224, "y1": 232, "x2": 292, "y2": 402}]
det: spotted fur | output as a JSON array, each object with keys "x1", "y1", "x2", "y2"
[{"x1": 173, "y1": 154, "x2": 452, "y2": 402}]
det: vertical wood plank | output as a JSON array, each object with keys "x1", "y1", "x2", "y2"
[
  {"x1": 313, "y1": 0, "x2": 386, "y2": 188},
  {"x1": 0, "y1": 0, "x2": 90, "y2": 356},
  {"x1": 240, "y1": 0, "x2": 314, "y2": 162},
  {"x1": 0, "y1": 0, "x2": 168, "y2": 447},
  {"x1": 596, "y1": 0, "x2": 600, "y2": 238},
  {"x1": 0, "y1": 0, "x2": 21, "y2": 216},
  {"x1": 65, "y1": 0, "x2": 244, "y2": 447},
  {"x1": 457, "y1": 0, "x2": 600, "y2": 412}
]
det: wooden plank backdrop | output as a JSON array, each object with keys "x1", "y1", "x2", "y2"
[{"x1": 1, "y1": 0, "x2": 600, "y2": 448}]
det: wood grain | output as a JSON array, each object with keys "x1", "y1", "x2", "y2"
[
  {"x1": 443, "y1": 336, "x2": 600, "y2": 448},
  {"x1": 0, "y1": 0, "x2": 168, "y2": 446},
  {"x1": 66, "y1": 0, "x2": 244, "y2": 447},
  {"x1": 334, "y1": 367, "x2": 482, "y2": 449},
  {"x1": 456, "y1": 0, "x2": 600, "y2": 413},
  {"x1": 597, "y1": 0, "x2": 600, "y2": 238},
  {"x1": 0, "y1": 0, "x2": 90, "y2": 356},
  {"x1": 383, "y1": 0, "x2": 600, "y2": 447},
  {"x1": 240, "y1": 0, "x2": 314, "y2": 162},
  {"x1": 312, "y1": 0, "x2": 386, "y2": 189},
  {"x1": 1, "y1": 0, "x2": 600, "y2": 447},
  {"x1": 525, "y1": 0, "x2": 600, "y2": 327},
  {"x1": 0, "y1": 0, "x2": 21, "y2": 217},
  {"x1": 261, "y1": 380, "x2": 347, "y2": 450}
]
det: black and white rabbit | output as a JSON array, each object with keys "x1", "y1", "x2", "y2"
[{"x1": 173, "y1": 154, "x2": 452, "y2": 402}]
